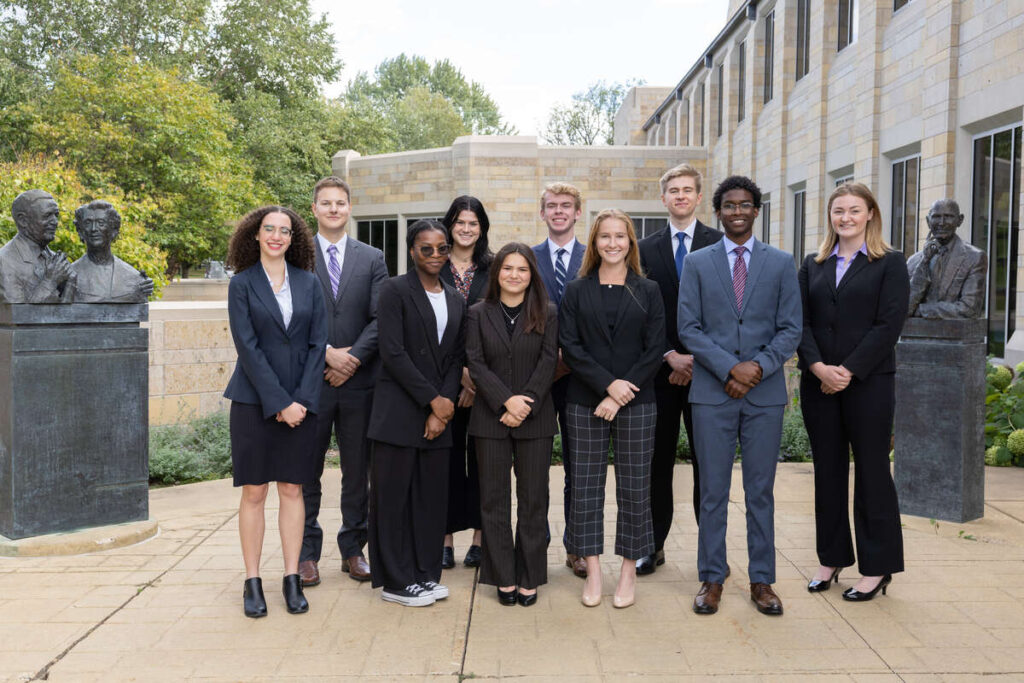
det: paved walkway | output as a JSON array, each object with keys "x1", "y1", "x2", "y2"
[{"x1": 2, "y1": 464, "x2": 1024, "y2": 682}]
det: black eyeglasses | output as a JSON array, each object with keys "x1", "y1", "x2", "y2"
[
  {"x1": 721, "y1": 202, "x2": 756, "y2": 213},
  {"x1": 417, "y1": 244, "x2": 451, "y2": 257}
]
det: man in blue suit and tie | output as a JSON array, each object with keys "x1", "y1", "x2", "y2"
[
  {"x1": 532, "y1": 182, "x2": 587, "y2": 578},
  {"x1": 677, "y1": 176, "x2": 801, "y2": 616}
]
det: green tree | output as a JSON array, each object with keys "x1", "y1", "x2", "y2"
[
  {"x1": 543, "y1": 79, "x2": 645, "y2": 145},
  {"x1": 390, "y1": 87, "x2": 470, "y2": 151},
  {"x1": 16, "y1": 52, "x2": 263, "y2": 272}
]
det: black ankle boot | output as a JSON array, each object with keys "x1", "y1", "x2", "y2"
[
  {"x1": 243, "y1": 577, "x2": 267, "y2": 618},
  {"x1": 283, "y1": 574, "x2": 309, "y2": 614}
]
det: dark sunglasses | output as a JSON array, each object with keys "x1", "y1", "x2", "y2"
[{"x1": 417, "y1": 244, "x2": 451, "y2": 257}]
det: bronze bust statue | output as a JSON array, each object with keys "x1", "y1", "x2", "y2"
[
  {"x1": 0, "y1": 189, "x2": 76, "y2": 303},
  {"x1": 907, "y1": 199, "x2": 986, "y2": 319},
  {"x1": 70, "y1": 200, "x2": 154, "y2": 303}
]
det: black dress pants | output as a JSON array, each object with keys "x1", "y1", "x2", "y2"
[
  {"x1": 801, "y1": 372, "x2": 904, "y2": 576},
  {"x1": 368, "y1": 442, "x2": 449, "y2": 590},
  {"x1": 301, "y1": 385, "x2": 372, "y2": 562},
  {"x1": 445, "y1": 406, "x2": 481, "y2": 534},
  {"x1": 650, "y1": 369, "x2": 700, "y2": 552},
  {"x1": 476, "y1": 436, "x2": 552, "y2": 589}
]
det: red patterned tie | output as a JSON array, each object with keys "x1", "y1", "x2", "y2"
[{"x1": 732, "y1": 246, "x2": 747, "y2": 309}]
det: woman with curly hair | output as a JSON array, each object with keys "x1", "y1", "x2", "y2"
[{"x1": 223, "y1": 205, "x2": 327, "y2": 618}]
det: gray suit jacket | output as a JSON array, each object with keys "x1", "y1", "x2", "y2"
[
  {"x1": 313, "y1": 235, "x2": 389, "y2": 393},
  {"x1": 907, "y1": 235, "x2": 986, "y2": 319},
  {"x1": 677, "y1": 238, "x2": 802, "y2": 406}
]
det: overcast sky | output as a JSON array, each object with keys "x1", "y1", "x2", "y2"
[{"x1": 313, "y1": 0, "x2": 729, "y2": 137}]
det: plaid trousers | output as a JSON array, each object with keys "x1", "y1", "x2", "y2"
[{"x1": 565, "y1": 402, "x2": 656, "y2": 559}]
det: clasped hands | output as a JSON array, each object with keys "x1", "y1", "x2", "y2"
[
  {"x1": 324, "y1": 346, "x2": 360, "y2": 387},
  {"x1": 424, "y1": 395, "x2": 455, "y2": 440},
  {"x1": 276, "y1": 402, "x2": 307, "y2": 427},
  {"x1": 594, "y1": 378, "x2": 640, "y2": 422},
  {"x1": 810, "y1": 361, "x2": 852, "y2": 394},
  {"x1": 499, "y1": 394, "x2": 534, "y2": 428},
  {"x1": 665, "y1": 351, "x2": 694, "y2": 386},
  {"x1": 725, "y1": 360, "x2": 762, "y2": 399}
]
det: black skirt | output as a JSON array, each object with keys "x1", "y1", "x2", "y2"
[{"x1": 230, "y1": 401, "x2": 318, "y2": 486}]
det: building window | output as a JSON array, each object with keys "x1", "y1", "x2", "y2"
[
  {"x1": 357, "y1": 218, "x2": 399, "y2": 275},
  {"x1": 761, "y1": 197, "x2": 771, "y2": 244},
  {"x1": 838, "y1": 0, "x2": 858, "y2": 51},
  {"x1": 890, "y1": 156, "x2": 920, "y2": 258},
  {"x1": 835, "y1": 175, "x2": 854, "y2": 187},
  {"x1": 630, "y1": 216, "x2": 669, "y2": 240},
  {"x1": 972, "y1": 126, "x2": 1022, "y2": 356},
  {"x1": 793, "y1": 190, "x2": 806, "y2": 265},
  {"x1": 737, "y1": 41, "x2": 746, "y2": 123},
  {"x1": 698, "y1": 81, "x2": 706, "y2": 146},
  {"x1": 716, "y1": 64, "x2": 724, "y2": 138},
  {"x1": 796, "y1": 0, "x2": 811, "y2": 81},
  {"x1": 682, "y1": 99, "x2": 690, "y2": 145},
  {"x1": 763, "y1": 10, "x2": 775, "y2": 103},
  {"x1": 894, "y1": 0, "x2": 910, "y2": 10}
]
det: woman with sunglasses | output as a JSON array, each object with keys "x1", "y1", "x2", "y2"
[
  {"x1": 366, "y1": 219, "x2": 467, "y2": 607},
  {"x1": 224, "y1": 205, "x2": 327, "y2": 618},
  {"x1": 438, "y1": 196, "x2": 493, "y2": 569}
]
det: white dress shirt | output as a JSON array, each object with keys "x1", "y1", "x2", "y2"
[
  {"x1": 263, "y1": 265, "x2": 293, "y2": 329},
  {"x1": 316, "y1": 232, "x2": 347, "y2": 273},
  {"x1": 668, "y1": 217, "x2": 697, "y2": 260},
  {"x1": 546, "y1": 237, "x2": 574, "y2": 273},
  {"x1": 723, "y1": 234, "x2": 756, "y2": 271}
]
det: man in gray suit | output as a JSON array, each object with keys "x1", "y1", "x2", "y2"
[
  {"x1": 299, "y1": 176, "x2": 389, "y2": 586},
  {"x1": 907, "y1": 199, "x2": 986, "y2": 319},
  {"x1": 678, "y1": 176, "x2": 801, "y2": 616}
]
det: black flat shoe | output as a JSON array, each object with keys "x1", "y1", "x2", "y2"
[
  {"x1": 497, "y1": 587, "x2": 517, "y2": 606},
  {"x1": 463, "y1": 545, "x2": 482, "y2": 567},
  {"x1": 842, "y1": 574, "x2": 891, "y2": 602},
  {"x1": 807, "y1": 567, "x2": 842, "y2": 593},
  {"x1": 442, "y1": 546, "x2": 455, "y2": 569},
  {"x1": 243, "y1": 577, "x2": 267, "y2": 618},
  {"x1": 282, "y1": 574, "x2": 309, "y2": 614},
  {"x1": 517, "y1": 590, "x2": 538, "y2": 607},
  {"x1": 636, "y1": 549, "x2": 665, "y2": 576}
]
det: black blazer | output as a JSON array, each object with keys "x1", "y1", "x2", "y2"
[
  {"x1": 559, "y1": 271, "x2": 666, "y2": 407},
  {"x1": 638, "y1": 221, "x2": 723, "y2": 355},
  {"x1": 314, "y1": 236, "x2": 389, "y2": 392},
  {"x1": 367, "y1": 271, "x2": 466, "y2": 448},
  {"x1": 224, "y1": 263, "x2": 328, "y2": 419},
  {"x1": 465, "y1": 300, "x2": 559, "y2": 439},
  {"x1": 797, "y1": 249, "x2": 910, "y2": 379},
  {"x1": 439, "y1": 259, "x2": 490, "y2": 306}
]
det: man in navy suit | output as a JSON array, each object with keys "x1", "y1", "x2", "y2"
[
  {"x1": 678, "y1": 176, "x2": 801, "y2": 617},
  {"x1": 532, "y1": 182, "x2": 587, "y2": 578},
  {"x1": 299, "y1": 177, "x2": 389, "y2": 586}
]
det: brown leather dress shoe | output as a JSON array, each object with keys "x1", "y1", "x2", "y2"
[
  {"x1": 565, "y1": 553, "x2": 587, "y2": 579},
  {"x1": 298, "y1": 560, "x2": 320, "y2": 587},
  {"x1": 692, "y1": 582, "x2": 723, "y2": 614},
  {"x1": 342, "y1": 555, "x2": 371, "y2": 582},
  {"x1": 750, "y1": 582, "x2": 783, "y2": 615}
]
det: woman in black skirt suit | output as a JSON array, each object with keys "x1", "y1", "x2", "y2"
[
  {"x1": 439, "y1": 195, "x2": 492, "y2": 568},
  {"x1": 798, "y1": 182, "x2": 909, "y2": 601},
  {"x1": 465, "y1": 243, "x2": 558, "y2": 606},
  {"x1": 367, "y1": 219, "x2": 466, "y2": 607},
  {"x1": 224, "y1": 205, "x2": 327, "y2": 618}
]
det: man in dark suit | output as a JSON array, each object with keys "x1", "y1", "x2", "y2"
[
  {"x1": 299, "y1": 176, "x2": 389, "y2": 586},
  {"x1": 678, "y1": 176, "x2": 801, "y2": 617},
  {"x1": 636, "y1": 163, "x2": 722, "y2": 575},
  {"x1": 532, "y1": 182, "x2": 587, "y2": 578}
]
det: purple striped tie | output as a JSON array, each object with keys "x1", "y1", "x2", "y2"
[
  {"x1": 327, "y1": 244, "x2": 341, "y2": 298},
  {"x1": 732, "y1": 246, "x2": 747, "y2": 310}
]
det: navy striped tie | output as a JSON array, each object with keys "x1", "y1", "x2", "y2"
[{"x1": 554, "y1": 248, "x2": 567, "y2": 300}]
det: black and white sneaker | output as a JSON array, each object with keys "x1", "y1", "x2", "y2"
[
  {"x1": 381, "y1": 584, "x2": 435, "y2": 607},
  {"x1": 420, "y1": 580, "x2": 449, "y2": 600}
]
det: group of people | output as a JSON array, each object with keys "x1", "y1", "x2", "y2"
[{"x1": 222, "y1": 164, "x2": 909, "y2": 619}]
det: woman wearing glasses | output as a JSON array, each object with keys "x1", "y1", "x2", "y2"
[
  {"x1": 439, "y1": 196, "x2": 493, "y2": 569},
  {"x1": 367, "y1": 219, "x2": 467, "y2": 607},
  {"x1": 224, "y1": 205, "x2": 327, "y2": 618},
  {"x1": 559, "y1": 209, "x2": 665, "y2": 608}
]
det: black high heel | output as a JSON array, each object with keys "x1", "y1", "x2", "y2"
[
  {"x1": 842, "y1": 574, "x2": 892, "y2": 602},
  {"x1": 807, "y1": 566, "x2": 841, "y2": 593},
  {"x1": 497, "y1": 587, "x2": 517, "y2": 606},
  {"x1": 517, "y1": 590, "x2": 538, "y2": 607},
  {"x1": 243, "y1": 577, "x2": 267, "y2": 618},
  {"x1": 283, "y1": 574, "x2": 309, "y2": 614}
]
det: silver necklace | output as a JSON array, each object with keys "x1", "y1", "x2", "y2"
[{"x1": 499, "y1": 302, "x2": 521, "y2": 325}]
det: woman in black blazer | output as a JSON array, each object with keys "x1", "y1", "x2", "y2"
[
  {"x1": 560, "y1": 209, "x2": 665, "y2": 609},
  {"x1": 367, "y1": 219, "x2": 466, "y2": 607},
  {"x1": 798, "y1": 182, "x2": 910, "y2": 601},
  {"x1": 438, "y1": 196, "x2": 492, "y2": 569},
  {"x1": 465, "y1": 243, "x2": 558, "y2": 606},
  {"x1": 224, "y1": 205, "x2": 327, "y2": 618}
]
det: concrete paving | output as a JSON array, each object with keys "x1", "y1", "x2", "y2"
[{"x1": 2, "y1": 463, "x2": 1024, "y2": 682}]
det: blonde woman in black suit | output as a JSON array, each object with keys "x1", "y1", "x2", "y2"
[
  {"x1": 560, "y1": 209, "x2": 665, "y2": 609},
  {"x1": 465, "y1": 243, "x2": 558, "y2": 607}
]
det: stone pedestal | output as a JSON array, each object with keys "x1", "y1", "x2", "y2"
[
  {"x1": 0, "y1": 303, "x2": 149, "y2": 539},
  {"x1": 894, "y1": 318, "x2": 986, "y2": 523}
]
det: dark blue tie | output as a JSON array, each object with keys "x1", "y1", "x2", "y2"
[
  {"x1": 555, "y1": 248, "x2": 567, "y2": 300},
  {"x1": 674, "y1": 233, "x2": 688, "y2": 279}
]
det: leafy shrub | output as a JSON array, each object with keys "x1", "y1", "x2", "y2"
[
  {"x1": 984, "y1": 360, "x2": 1024, "y2": 466},
  {"x1": 986, "y1": 444, "x2": 1013, "y2": 467},
  {"x1": 149, "y1": 411, "x2": 232, "y2": 485},
  {"x1": 780, "y1": 406, "x2": 812, "y2": 462}
]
